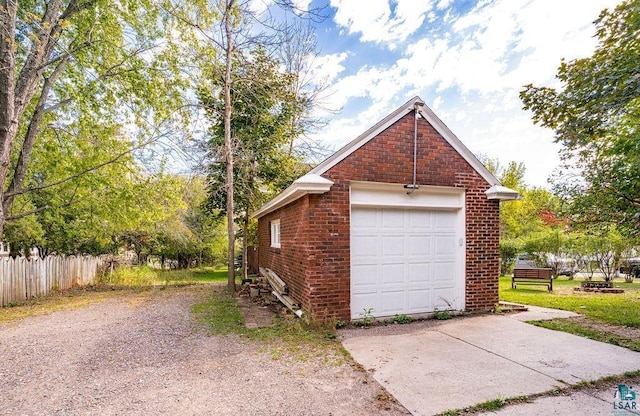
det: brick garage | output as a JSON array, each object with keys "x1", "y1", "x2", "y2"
[{"x1": 253, "y1": 97, "x2": 518, "y2": 321}]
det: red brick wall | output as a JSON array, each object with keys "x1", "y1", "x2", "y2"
[
  {"x1": 258, "y1": 110, "x2": 500, "y2": 320},
  {"x1": 258, "y1": 196, "x2": 312, "y2": 310}
]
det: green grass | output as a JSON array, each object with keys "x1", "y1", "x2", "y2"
[
  {"x1": 499, "y1": 276, "x2": 640, "y2": 327},
  {"x1": 95, "y1": 266, "x2": 240, "y2": 287},
  {"x1": 192, "y1": 288, "x2": 348, "y2": 363},
  {"x1": 530, "y1": 320, "x2": 640, "y2": 352},
  {"x1": 437, "y1": 396, "x2": 529, "y2": 416},
  {"x1": 187, "y1": 268, "x2": 233, "y2": 283},
  {"x1": 192, "y1": 289, "x2": 246, "y2": 333},
  {"x1": 97, "y1": 265, "x2": 158, "y2": 287}
]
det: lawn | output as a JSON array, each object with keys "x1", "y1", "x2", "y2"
[
  {"x1": 156, "y1": 267, "x2": 235, "y2": 284},
  {"x1": 96, "y1": 265, "x2": 241, "y2": 287},
  {"x1": 499, "y1": 276, "x2": 640, "y2": 327},
  {"x1": 500, "y1": 275, "x2": 640, "y2": 352}
]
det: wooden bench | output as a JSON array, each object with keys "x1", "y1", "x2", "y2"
[{"x1": 512, "y1": 268, "x2": 553, "y2": 292}]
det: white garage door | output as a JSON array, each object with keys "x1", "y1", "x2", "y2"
[{"x1": 351, "y1": 207, "x2": 463, "y2": 319}]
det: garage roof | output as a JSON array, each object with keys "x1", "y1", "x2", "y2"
[
  {"x1": 253, "y1": 96, "x2": 518, "y2": 219},
  {"x1": 310, "y1": 96, "x2": 498, "y2": 184}
]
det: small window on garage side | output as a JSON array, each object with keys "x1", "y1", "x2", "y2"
[{"x1": 270, "y1": 219, "x2": 281, "y2": 248}]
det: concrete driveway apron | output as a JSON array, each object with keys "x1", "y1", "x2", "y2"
[{"x1": 341, "y1": 311, "x2": 640, "y2": 416}]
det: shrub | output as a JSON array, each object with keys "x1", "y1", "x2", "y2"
[{"x1": 96, "y1": 265, "x2": 157, "y2": 287}]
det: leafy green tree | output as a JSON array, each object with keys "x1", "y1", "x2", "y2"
[
  {"x1": 478, "y1": 157, "x2": 558, "y2": 239},
  {"x1": 570, "y1": 233, "x2": 600, "y2": 280},
  {"x1": 499, "y1": 161, "x2": 526, "y2": 190},
  {"x1": 499, "y1": 238, "x2": 521, "y2": 276},
  {"x1": 0, "y1": 0, "x2": 188, "y2": 240},
  {"x1": 587, "y1": 226, "x2": 628, "y2": 282},
  {"x1": 521, "y1": 0, "x2": 640, "y2": 235},
  {"x1": 169, "y1": 0, "x2": 322, "y2": 288},
  {"x1": 479, "y1": 157, "x2": 565, "y2": 273},
  {"x1": 199, "y1": 48, "x2": 309, "y2": 279},
  {"x1": 521, "y1": 228, "x2": 575, "y2": 278},
  {"x1": 147, "y1": 176, "x2": 228, "y2": 269}
]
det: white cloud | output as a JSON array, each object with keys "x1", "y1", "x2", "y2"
[
  {"x1": 436, "y1": 0, "x2": 452, "y2": 10},
  {"x1": 248, "y1": 0, "x2": 273, "y2": 15},
  {"x1": 432, "y1": 96, "x2": 443, "y2": 110},
  {"x1": 321, "y1": 61, "x2": 410, "y2": 115},
  {"x1": 313, "y1": 0, "x2": 619, "y2": 187},
  {"x1": 330, "y1": 0, "x2": 434, "y2": 49},
  {"x1": 292, "y1": 0, "x2": 313, "y2": 13},
  {"x1": 249, "y1": 0, "x2": 313, "y2": 16},
  {"x1": 308, "y1": 52, "x2": 349, "y2": 84}
]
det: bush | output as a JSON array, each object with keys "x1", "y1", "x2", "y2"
[
  {"x1": 500, "y1": 239, "x2": 520, "y2": 275},
  {"x1": 96, "y1": 265, "x2": 157, "y2": 287}
]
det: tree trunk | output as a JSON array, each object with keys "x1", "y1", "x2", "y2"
[
  {"x1": 0, "y1": 0, "x2": 19, "y2": 239},
  {"x1": 4, "y1": 56, "x2": 70, "y2": 215},
  {"x1": 0, "y1": 0, "x2": 86, "y2": 239},
  {"x1": 224, "y1": 0, "x2": 236, "y2": 294},
  {"x1": 242, "y1": 211, "x2": 249, "y2": 280}
]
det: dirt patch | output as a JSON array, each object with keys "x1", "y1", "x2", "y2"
[
  {"x1": 0, "y1": 285, "x2": 408, "y2": 415},
  {"x1": 563, "y1": 315, "x2": 640, "y2": 340}
]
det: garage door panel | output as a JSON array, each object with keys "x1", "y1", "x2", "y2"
[
  {"x1": 351, "y1": 206, "x2": 463, "y2": 319},
  {"x1": 435, "y1": 211, "x2": 457, "y2": 229},
  {"x1": 408, "y1": 263, "x2": 430, "y2": 283},
  {"x1": 352, "y1": 264, "x2": 378, "y2": 286},
  {"x1": 352, "y1": 235, "x2": 378, "y2": 257},
  {"x1": 408, "y1": 235, "x2": 430, "y2": 255},
  {"x1": 382, "y1": 210, "x2": 404, "y2": 229},
  {"x1": 353, "y1": 209, "x2": 378, "y2": 229},
  {"x1": 382, "y1": 236, "x2": 405, "y2": 256},
  {"x1": 351, "y1": 292, "x2": 380, "y2": 317},
  {"x1": 380, "y1": 290, "x2": 405, "y2": 315},
  {"x1": 409, "y1": 210, "x2": 432, "y2": 230},
  {"x1": 433, "y1": 262, "x2": 455, "y2": 282},
  {"x1": 434, "y1": 288, "x2": 458, "y2": 309},
  {"x1": 408, "y1": 289, "x2": 432, "y2": 310},
  {"x1": 434, "y1": 236, "x2": 455, "y2": 256},
  {"x1": 381, "y1": 264, "x2": 404, "y2": 284}
]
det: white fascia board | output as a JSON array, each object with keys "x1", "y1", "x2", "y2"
[
  {"x1": 485, "y1": 184, "x2": 521, "y2": 201},
  {"x1": 251, "y1": 174, "x2": 333, "y2": 218}
]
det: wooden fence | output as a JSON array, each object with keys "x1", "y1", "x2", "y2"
[{"x1": 0, "y1": 255, "x2": 104, "y2": 307}]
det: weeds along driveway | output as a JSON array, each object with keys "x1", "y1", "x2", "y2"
[{"x1": 0, "y1": 285, "x2": 407, "y2": 416}]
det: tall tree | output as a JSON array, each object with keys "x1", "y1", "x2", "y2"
[
  {"x1": 0, "y1": 0, "x2": 188, "y2": 239},
  {"x1": 199, "y1": 47, "x2": 309, "y2": 279},
  {"x1": 166, "y1": 0, "x2": 322, "y2": 291},
  {"x1": 520, "y1": 0, "x2": 640, "y2": 235}
]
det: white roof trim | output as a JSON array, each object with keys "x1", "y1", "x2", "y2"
[
  {"x1": 485, "y1": 185, "x2": 521, "y2": 201},
  {"x1": 253, "y1": 96, "x2": 510, "y2": 218},
  {"x1": 310, "y1": 96, "x2": 501, "y2": 187},
  {"x1": 252, "y1": 174, "x2": 333, "y2": 218}
]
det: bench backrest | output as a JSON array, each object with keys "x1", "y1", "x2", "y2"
[{"x1": 513, "y1": 268, "x2": 552, "y2": 279}]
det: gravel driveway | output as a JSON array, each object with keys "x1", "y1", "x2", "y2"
[{"x1": 0, "y1": 285, "x2": 407, "y2": 415}]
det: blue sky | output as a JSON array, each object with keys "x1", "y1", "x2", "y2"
[{"x1": 271, "y1": 0, "x2": 619, "y2": 188}]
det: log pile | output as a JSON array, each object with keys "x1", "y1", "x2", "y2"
[{"x1": 258, "y1": 267, "x2": 303, "y2": 317}]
